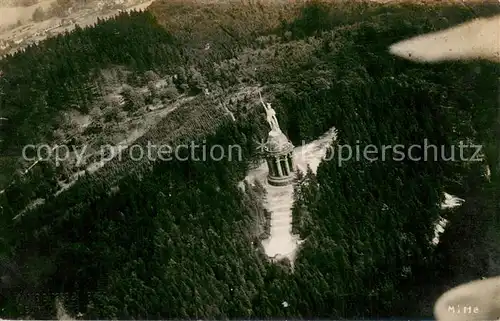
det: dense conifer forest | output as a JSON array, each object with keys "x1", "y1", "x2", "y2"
[{"x1": 0, "y1": 0, "x2": 499, "y2": 319}]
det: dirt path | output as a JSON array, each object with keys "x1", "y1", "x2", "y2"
[{"x1": 12, "y1": 95, "x2": 195, "y2": 220}]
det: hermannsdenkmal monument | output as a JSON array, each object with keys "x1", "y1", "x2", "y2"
[
  {"x1": 240, "y1": 90, "x2": 463, "y2": 266},
  {"x1": 237, "y1": 91, "x2": 337, "y2": 263},
  {"x1": 259, "y1": 92, "x2": 295, "y2": 187}
]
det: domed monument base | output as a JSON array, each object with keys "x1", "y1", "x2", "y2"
[{"x1": 265, "y1": 130, "x2": 295, "y2": 186}]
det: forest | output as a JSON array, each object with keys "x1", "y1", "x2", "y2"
[{"x1": 0, "y1": 0, "x2": 499, "y2": 319}]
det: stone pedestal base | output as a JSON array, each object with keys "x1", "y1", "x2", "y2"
[{"x1": 267, "y1": 174, "x2": 295, "y2": 186}]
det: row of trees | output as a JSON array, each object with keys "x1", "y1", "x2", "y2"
[{"x1": 0, "y1": 10, "x2": 182, "y2": 152}]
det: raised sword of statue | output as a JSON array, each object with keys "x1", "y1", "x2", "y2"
[{"x1": 259, "y1": 91, "x2": 281, "y2": 133}]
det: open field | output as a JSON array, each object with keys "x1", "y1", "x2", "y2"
[
  {"x1": 0, "y1": 0, "x2": 55, "y2": 28},
  {"x1": 0, "y1": 0, "x2": 153, "y2": 56}
]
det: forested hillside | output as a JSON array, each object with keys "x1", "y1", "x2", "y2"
[{"x1": 0, "y1": 0, "x2": 499, "y2": 319}]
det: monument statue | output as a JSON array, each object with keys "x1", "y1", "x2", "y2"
[{"x1": 259, "y1": 92, "x2": 281, "y2": 132}]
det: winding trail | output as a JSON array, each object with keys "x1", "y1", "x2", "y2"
[{"x1": 12, "y1": 96, "x2": 194, "y2": 220}]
